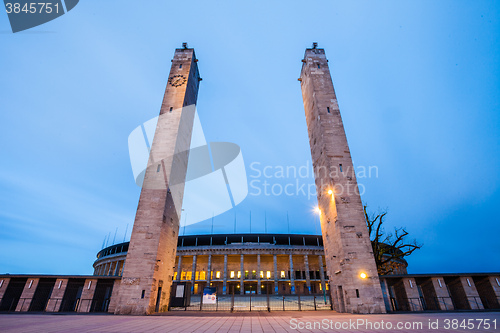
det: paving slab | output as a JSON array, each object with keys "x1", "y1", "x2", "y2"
[{"x1": 0, "y1": 311, "x2": 499, "y2": 333}]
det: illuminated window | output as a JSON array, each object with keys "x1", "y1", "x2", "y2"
[
  {"x1": 216, "y1": 271, "x2": 221, "y2": 279},
  {"x1": 237, "y1": 271, "x2": 241, "y2": 278},
  {"x1": 173, "y1": 272, "x2": 177, "y2": 280},
  {"x1": 186, "y1": 272, "x2": 192, "y2": 280},
  {"x1": 245, "y1": 271, "x2": 249, "y2": 279},
  {"x1": 230, "y1": 271, "x2": 235, "y2": 279},
  {"x1": 280, "y1": 271, "x2": 286, "y2": 278},
  {"x1": 195, "y1": 271, "x2": 199, "y2": 280},
  {"x1": 260, "y1": 271, "x2": 264, "y2": 278},
  {"x1": 199, "y1": 271, "x2": 206, "y2": 280},
  {"x1": 181, "y1": 272, "x2": 186, "y2": 280},
  {"x1": 266, "y1": 271, "x2": 271, "y2": 279}
]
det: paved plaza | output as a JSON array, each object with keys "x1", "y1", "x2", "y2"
[{"x1": 0, "y1": 311, "x2": 499, "y2": 333}]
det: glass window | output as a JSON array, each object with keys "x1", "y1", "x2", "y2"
[
  {"x1": 216, "y1": 271, "x2": 221, "y2": 279},
  {"x1": 230, "y1": 271, "x2": 235, "y2": 279},
  {"x1": 280, "y1": 271, "x2": 286, "y2": 278}
]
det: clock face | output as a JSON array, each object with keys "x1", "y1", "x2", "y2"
[{"x1": 168, "y1": 74, "x2": 187, "y2": 87}]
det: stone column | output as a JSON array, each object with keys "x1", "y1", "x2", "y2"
[
  {"x1": 108, "y1": 262, "x2": 115, "y2": 276},
  {"x1": 488, "y1": 276, "x2": 500, "y2": 307},
  {"x1": 240, "y1": 254, "x2": 244, "y2": 295},
  {"x1": 207, "y1": 254, "x2": 212, "y2": 285},
  {"x1": 176, "y1": 255, "x2": 182, "y2": 281},
  {"x1": 46, "y1": 279, "x2": 68, "y2": 312},
  {"x1": 107, "y1": 279, "x2": 122, "y2": 313},
  {"x1": 300, "y1": 46, "x2": 385, "y2": 313},
  {"x1": 304, "y1": 255, "x2": 311, "y2": 294},
  {"x1": 289, "y1": 254, "x2": 295, "y2": 294},
  {"x1": 223, "y1": 254, "x2": 228, "y2": 295},
  {"x1": 400, "y1": 277, "x2": 424, "y2": 311},
  {"x1": 0, "y1": 278, "x2": 10, "y2": 305},
  {"x1": 273, "y1": 255, "x2": 278, "y2": 294},
  {"x1": 191, "y1": 255, "x2": 197, "y2": 294},
  {"x1": 458, "y1": 276, "x2": 484, "y2": 310},
  {"x1": 16, "y1": 278, "x2": 39, "y2": 312},
  {"x1": 114, "y1": 48, "x2": 200, "y2": 315},
  {"x1": 113, "y1": 261, "x2": 121, "y2": 276},
  {"x1": 257, "y1": 254, "x2": 261, "y2": 294},
  {"x1": 77, "y1": 279, "x2": 98, "y2": 313},
  {"x1": 431, "y1": 277, "x2": 454, "y2": 310},
  {"x1": 318, "y1": 255, "x2": 326, "y2": 294}
]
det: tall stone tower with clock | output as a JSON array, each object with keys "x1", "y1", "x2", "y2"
[
  {"x1": 299, "y1": 44, "x2": 386, "y2": 313},
  {"x1": 114, "y1": 44, "x2": 201, "y2": 315}
]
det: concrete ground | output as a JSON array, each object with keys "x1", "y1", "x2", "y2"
[{"x1": 0, "y1": 311, "x2": 499, "y2": 332}]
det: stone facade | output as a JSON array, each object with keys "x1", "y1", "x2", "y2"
[
  {"x1": 114, "y1": 46, "x2": 201, "y2": 315},
  {"x1": 0, "y1": 275, "x2": 119, "y2": 312},
  {"x1": 299, "y1": 45, "x2": 386, "y2": 313},
  {"x1": 94, "y1": 234, "x2": 330, "y2": 296}
]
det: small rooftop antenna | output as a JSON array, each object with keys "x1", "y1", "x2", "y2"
[
  {"x1": 264, "y1": 211, "x2": 267, "y2": 233},
  {"x1": 234, "y1": 210, "x2": 237, "y2": 233},
  {"x1": 123, "y1": 223, "x2": 129, "y2": 242},
  {"x1": 287, "y1": 212, "x2": 290, "y2": 233},
  {"x1": 105, "y1": 232, "x2": 111, "y2": 247},
  {"x1": 312, "y1": 42, "x2": 318, "y2": 49},
  {"x1": 182, "y1": 42, "x2": 188, "y2": 49}
]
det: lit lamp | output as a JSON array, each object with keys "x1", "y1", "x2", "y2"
[
  {"x1": 360, "y1": 272, "x2": 367, "y2": 279},
  {"x1": 327, "y1": 190, "x2": 333, "y2": 195}
]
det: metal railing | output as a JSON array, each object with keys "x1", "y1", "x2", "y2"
[
  {"x1": 467, "y1": 296, "x2": 483, "y2": 310},
  {"x1": 169, "y1": 293, "x2": 332, "y2": 312},
  {"x1": 402, "y1": 297, "x2": 425, "y2": 311},
  {"x1": 435, "y1": 297, "x2": 455, "y2": 311},
  {"x1": 75, "y1": 298, "x2": 93, "y2": 312},
  {"x1": 482, "y1": 296, "x2": 500, "y2": 309}
]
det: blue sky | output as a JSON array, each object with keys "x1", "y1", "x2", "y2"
[{"x1": 0, "y1": 1, "x2": 499, "y2": 275}]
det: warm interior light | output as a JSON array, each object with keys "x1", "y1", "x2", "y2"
[
  {"x1": 328, "y1": 189, "x2": 333, "y2": 195},
  {"x1": 360, "y1": 272, "x2": 367, "y2": 279}
]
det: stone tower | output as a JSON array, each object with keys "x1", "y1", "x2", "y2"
[
  {"x1": 114, "y1": 45, "x2": 201, "y2": 315},
  {"x1": 299, "y1": 44, "x2": 386, "y2": 313}
]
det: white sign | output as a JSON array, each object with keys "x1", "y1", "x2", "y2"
[{"x1": 176, "y1": 285, "x2": 184, "y2": 298}]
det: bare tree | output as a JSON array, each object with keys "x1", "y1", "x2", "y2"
[{"x1": 364, "y1": 205, "x2": 422, "y2": 275}]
